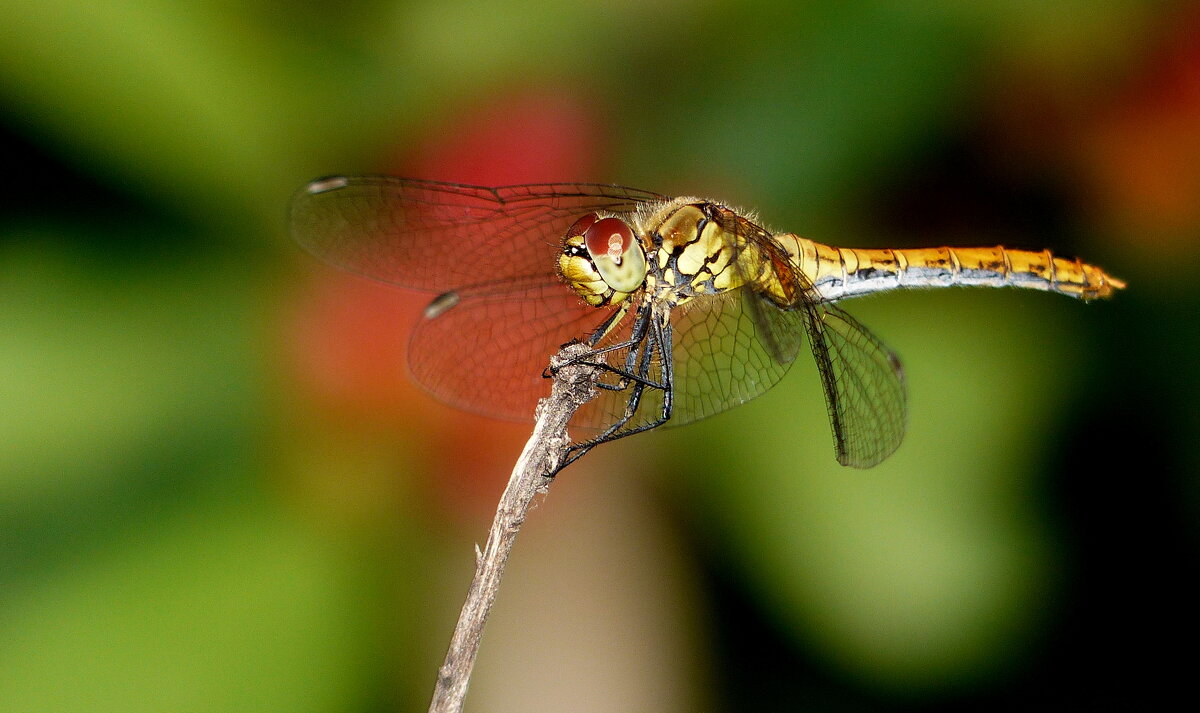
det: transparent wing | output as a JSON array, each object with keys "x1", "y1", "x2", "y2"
[
  {"x1": 657, "y1": 208, "x2": 809, "y2": 428},
  {"x1": 574, "y1": 267, "x2": 808, "y2": 432},
  {"x1": 289, "y1": 176, "x2": 667, "y2": 292},
  {"x1": 291, "y1": 176, "x2": 667, "y2": 424},
  {"x1": 407, "y1": 280, "x2": 621, "y2": 422},
  {"x1": 804, "y1": 302, "x2": 907, "y2": 468},
  {"x1": 558, "y1": 290, "x2": 799, "y2": 434},
  {"x1": 710, "y1": 208, "x2": 907, "y2": 467},
  {"x1": 666, "y1": 290, "x2": 806, "y2": 426}
]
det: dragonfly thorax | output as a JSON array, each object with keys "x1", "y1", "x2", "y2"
[
  {"x1": 642, "y1": 201, "x2": 750, "y2": 305},
  {"x1": 558, "y1": 213, "x2": 648, "y2": 307}
]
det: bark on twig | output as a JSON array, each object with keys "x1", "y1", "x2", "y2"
[{"x1": 427, "y1": 343, "x2": 600, "y2": 713}]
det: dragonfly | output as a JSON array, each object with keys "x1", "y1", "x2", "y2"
[{"x1": 290, "y1": 177, "x2": 1125, "y2": 470}]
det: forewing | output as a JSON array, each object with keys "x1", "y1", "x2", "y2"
[
  {"x1": 290, "y1": 176, "x2": 667, "y2": 291},
  {"x1": 570, "y1": 291, "x2": 805, "y2": 433},
  {"x1": 408, "y1": 280, "x2": 622, "y2": 422},
  {"x1": 728, "y1": 214, "x2": 807, "y2": 365},
  {"x1": 659, "y1": 208, "x2": 808, "y2": 427},
  {"x1": 804, "y1": 303, "x2": 907, "y2": 468},
  {"x1": 665, "y1": 290, "x2": 806, "y2": 427}
]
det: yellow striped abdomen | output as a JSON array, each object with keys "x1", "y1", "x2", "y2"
[{"x1": 781, "y1": 236, "x2": 1126, "y2": 302}]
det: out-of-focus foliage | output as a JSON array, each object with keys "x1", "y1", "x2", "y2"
[{"x1": 1, "y1": 1, "x2": 1195, "y2": 711}]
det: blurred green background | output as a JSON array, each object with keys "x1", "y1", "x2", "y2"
[{"x1": 2, "y1": 1, "x2": 1197, "y2": 711}]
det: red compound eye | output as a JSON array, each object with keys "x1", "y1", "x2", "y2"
[{"x1": 584, "y1": 217, "x2": 633, "y2": 261}]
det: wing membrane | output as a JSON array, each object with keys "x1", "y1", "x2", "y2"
[
  {"x1": 804, "y1": 303, "x2": 907, "y2": 468},
  {"x1": 408, "y1": 280, "x2": 620, "y2": 421},
  {"x1": 290, "y1": 177, "x2": 666, "y2": 292},
  {"x1": 709, "y1": 208, "x2": 907, "y2": 466},
  {"x1": 664, "y1": 290, "x2": 805, "y2": 427}
]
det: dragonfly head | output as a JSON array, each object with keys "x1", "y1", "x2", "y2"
[{"x1": 559, "y1": 214, "x2": 647, "y2": 307}]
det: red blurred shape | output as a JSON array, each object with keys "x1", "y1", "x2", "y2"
[
  {"x1": 1079, "y1": 6, "x2": 1200, "y2": 243},
  {"x1": 289, "y1": 272, "x2": 425, "y2": 419},
  {"x1": 290, "y1": 86, "x2": 604, "y2": 513},
  {"x1": 982, "y1": 5, "x2": 1200, "y2": 267},
  {"x1": 399, "y1": 87, "x2": 605, "y2": 185}
]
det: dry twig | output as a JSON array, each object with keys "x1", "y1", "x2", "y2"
[{"x1": 427, "y1": 343, "x2": 600, "y2": 713}]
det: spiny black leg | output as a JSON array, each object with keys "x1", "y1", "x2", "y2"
[
  {"x1": 550, "y1": 303, "x2": 650, "y2": 373},
  {"x1": 559, "y1": 333, "x2": 655, "y2": 471},
  {"x1": 549, "y1": 303, "x2": 666, "y2": 390},
  {"x1": 577, "y1": 330, "x2": 656, "y2": 446},
  {"x1": 557, "y1": 319, "x2": 676, "y2": 474},
  {"x1": 587, "y1": 317, "x2": 674, "y2": 443}
]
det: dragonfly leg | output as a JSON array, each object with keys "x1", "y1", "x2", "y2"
[
  {"x1": 543, "y1": 304, "x2": 637, "y2": 377},
  {"x1": 547, "y1": 303, "x2": 667, "y2": 390},
  {"x1": 557, "y1": 318, "x2": 675, "y2": 474}
]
